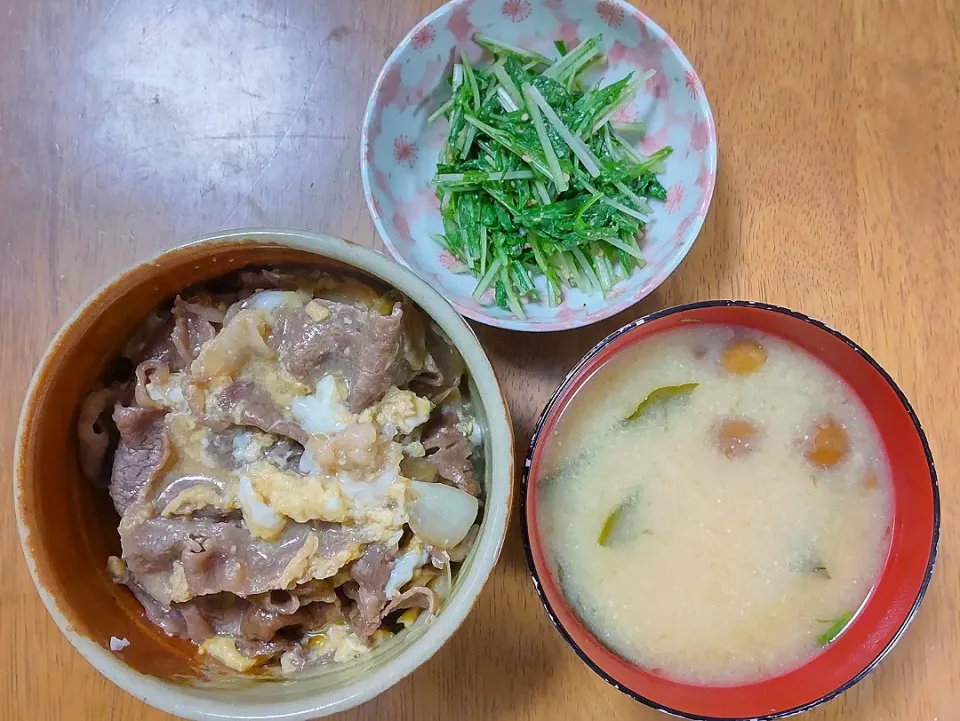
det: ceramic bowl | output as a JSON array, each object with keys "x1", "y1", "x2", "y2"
[
  {"x1": 523, "y1": 301, "x2": 938, "y2": 720},
  {"x1": 14, "y1": 229, "x2": 514, "y2": 721},
  {"x1": 361, "y1": 0, "x2": 717, "y2": 331}
]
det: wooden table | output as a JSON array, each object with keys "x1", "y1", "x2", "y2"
[{"x1": 2, "y1": 0, "x2": 958, "y2": 718}]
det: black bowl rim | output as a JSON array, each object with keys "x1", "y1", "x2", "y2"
[{"x1": 519, "y1": 299, "x2": 940, "y2": 721}]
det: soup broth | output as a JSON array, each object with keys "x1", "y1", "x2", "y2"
[{"x1": 537, "y1": 325, "x2": 892, "y2": 685}]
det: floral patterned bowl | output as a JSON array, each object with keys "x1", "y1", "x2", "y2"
[{"x1": 361, "y1": 0, "x2": 717, "y2": 331}]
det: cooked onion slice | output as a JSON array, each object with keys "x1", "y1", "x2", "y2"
[{"x1": 408, "y1": 480, "x2": 479, "y2": 549}]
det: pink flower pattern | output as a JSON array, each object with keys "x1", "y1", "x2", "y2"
[
  {"x1": 690, "y1": 119, "x2": 710, "y2": 152},
  {"x1": 438, "y1": 251, "x2": 460, "y2": 271},
  {"x1": 412, "y1": 24, "x2": 435, "y2": 52},
  {"x1": 393, "y1": 136, "x2": 417, "y2": 167},
  {"x1": 448, "y1": 4, "x2": 473, "y2": 40},
  {"x1": 673, "y1": 215, "x2": 693, "y2": 241},
  {"x1": 695, "y1": 164, "x2": 714, "y2": 191},
  {"x1": 664, "y1": 183, "x2": 686, "y2": 214},
  {"x1": 611, "y1": 105, "x2": 637, "y2": 123},
  {"x1": 646, "y1": 71, "x2": 668, "y2": 99},
  {"x1": 378, "y1": 66, "x2": 403, "y2": 108},
  {"x1": 392, "y1": 210, "x2": 411, "y2": 241},
  {"x1": 501, "y1": 0, "x2": 531, "y2": 22},
  {"x1": 684, "y1": 70, "x2": 700, "y2": 98},
  {"x1": 596, "y1": 0, "x2": 624, "y2": 27},
  {"x1": 606, "y1": 40, "x2": 631, "y2": 65}
]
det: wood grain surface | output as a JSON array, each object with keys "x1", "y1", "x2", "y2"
[{"x1": 1, "y1": 0, "x2": 958, "y2": 719}]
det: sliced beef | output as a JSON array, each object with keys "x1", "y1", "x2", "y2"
[
  {"x1": 202, "y1": 428, "x2": 305, "y2": 475},
  {"x1": 172, "y1": 590, "x2": 312, "y2": 645},
  {"x1": 177, "y1": 592, "x2": 245, "y2": 643},
  {"x1": 342, "y1": 544, "x2": 395, "y2": 638},
  {"x1": 239, "y1": 268, "x2": 293, "y2": 292},
  {"x1": 124, "y1": 313, "x2": 184, "y2": 371},
  {"x1": 113, "y1": 565, "x2": 189, "y2": 638},
  {"x1": 110, "y1": 405, "x2": 171, "y2": 515},
  {"x1": 151, "y1": 474, "x2": 238, "y2": 521},
  {"x1": 350, "y1": 305, "x2": 410, "y2": 412},
  {"x1": 383, "y1": 586, "x2": 439, "y2": 617},
  {"x1": 177, "y1": 295, "x2": 226, "y2": 324},
  {"x1": 270, "y1": 301, "x2": 420, "y2": 412},
  {"x1": 203, "y1": 427, "x2": 246, "y2": 471},
  {"x1": 114, "y1": 571, "x2": 338, "y2": 651},
  {"x1": 421, "y1": 407, "x2": 479, "y2": 497},
  {"x1": 412, "y1": 325, "x2": 466, "y2": 398},
  {"x1": 264, "y1": 439, "x2": 305, "y2": 473},
  {"x1": 133, "y1": 359, "x2": 170, "y2": 409},
  {"x1": 178, "y1": 600, "x2": 218, "y2": 643},
  {"x1": 210, "y1": 379, "x2": 309, "y2": 446},
  {"x1": 120, "y1": 518, "x2": 376, "y2": 605},
  {"x1": 172, "y1": 296, "x2": 217, "y2": 367},
  {"x1": 288, "y1": 578, "x2": 338, "y2": 605},
  {"x1": 241, "y1": 594, "x2": 340, "y2": 642},
  {"x1": 269, "y1": 303, "x2": 359, "y2": 382},
  {"x1": 77, "y1": 386, "x2": 121, "y2": 484},
  {"x1": 447, "y1": 524, "x2": 480, "y2": 563},
  {"x1": 190, "y1": 309, "x2": 274, "y2": 382}
]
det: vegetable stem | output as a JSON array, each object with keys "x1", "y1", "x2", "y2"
[
  {"x1": 472, "y1": 256, "x2": 502, "y2": 300},
  {"x1": 816, "y1": 612, "x2": 854, "y2": 646},
  {"x1": 525, "y1": 84, "x2": 603, "y2": 177},
  {"x1": 492, "y1": 62, "x2": 523, "y2": 107},
  {"x1": 521, "y1": 83, "x2": 568, "y2": 191}
]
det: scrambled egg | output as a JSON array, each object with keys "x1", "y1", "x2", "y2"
[
  {"x1": 335, "y1": 441, "x2": 410, "y2": 530},
  {"x1": 240, "y1": 356, "x2": 310, "y2": 409},
  {"x1": 237, "y1": 476, "x2": 286, "y2": 539},
  {"x1": 307, "y1": 623, "x2": 370, "y2": 664},
  {"x1": 231, "y1": 430, "x2": 274, "y2": 464},
  {"x1": 304, "y1": 299, "x2": 331, "y2": 322},
  {"x1": 342, "y1": 471, "x2": 409, "y2": 530},
  {"x1": 107, "y1": 556, "x2": 127, "y2": 579},
  {"x1": 384, "y1": 537, "x2": 428, "y2": 599},
  {"x1": 244, "y1": 289, "x2": 308, "y2": 315},
  {"x1": 191, "y1": 309, "x2": 273, "y2": 382},
  {"x1": 359, "y1": 387, "x2": 432, "y2": 439},
  {"x1": 161, "y1": 483, "x2": 227, "y2": 517},
  {"x1": 166, "y1": 414, "x2": 217, "y2": 468},
  {"x1": 398, "y1": 608, "x2": 421, "y2": 627},
  {"x1": 146, "y1": 372, "x2": 189, "y2": 411},
  {"x1": 199, "y1": 635, "x2": 258, "y2": 672},
  {"x1": 291, "y1": 375, "x2": 355, "y2": 435},
  {"x1": 247, "y1": 461, "x2": 348, "y2": 524},
  {"x1": 276, "y1": 532, "x2": 361, "y2": 588},
  {"x1": 168, "y1": 560, "x2": 192, "y2": 603}
]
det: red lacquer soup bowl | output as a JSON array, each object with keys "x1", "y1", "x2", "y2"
[{"x1": 522, "y1": 300, "x2": 939, "y2": 720}]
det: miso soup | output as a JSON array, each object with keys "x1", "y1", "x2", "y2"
[{"x1": 537, "y1": 325, "x2": 892, "y2": 685}]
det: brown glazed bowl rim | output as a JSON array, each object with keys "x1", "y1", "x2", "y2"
[{"x1": 14, "y1": 228, "x2": 515, "y2": 720}]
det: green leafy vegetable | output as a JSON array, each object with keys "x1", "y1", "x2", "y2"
[
  {"x1": 816, "y1": 612, "x2": 854, "y2": 646},
  {"x1": 598, "y1": 488, "x2": 643, "y2": 546},
  {"x1": 812, "y1": 564, "x2": 831, "y2": 579},
  {"x1": 429, "y1": 33, "x2": 672, "y2": 316},
  {"x1": 626, "y1": 383, "x2": 699, "y2": 421}
]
